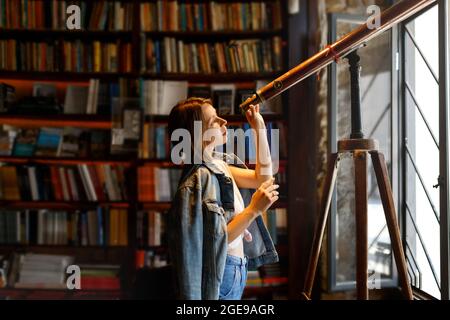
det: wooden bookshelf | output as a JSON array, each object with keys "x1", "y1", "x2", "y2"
[
  {"x1": 242, "y1": 284, "x2": 288, "y2": 299},
  {"x1": 142, "y1": 30, "x2": 283, "y2": 39},
  {"x1": 0, "y1": 114, "x2": 112, "y2": 129},
  {"x1": 0, "y1": 29, "x2": 134, "y2": 38},
  {"x1": 0, "y1": 288, "x2": 125, "y2": 300},
  {"x1": 1, "y1": 71, "x2": 286, "y2": 82},
  {"x1": 0, "y1": 114, "x2": 284, "y2": 129},
  {"x1": 0, "y1": 244, "x2": 129, "y2": 251},
  {"x1": 0, "y1": 71, "x2": 138, "y2": 81},
  {"x1": 0, "y1": 156, "x2": 134, "y2": 166},
  {"x1": 144, "y1": 114, "x2": 287, "y2": 124},
  {"x1": 0, "y1": 201, "x2": 131, "y2": 210},
  {"x1": 0, "y1": 0, "x2": 290, "y2": 300},
  {"x1": 140, "y1": 72, "x2": 284, "y2": 82}
]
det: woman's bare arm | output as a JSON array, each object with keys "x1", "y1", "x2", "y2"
[{"x1": 229, "y1": 104, "x2": 273, "y2": 189}]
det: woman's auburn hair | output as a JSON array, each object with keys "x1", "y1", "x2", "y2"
[
  {"x1": 168, "y1": 97, "x2": 213, "y2": 159},
  {"x1": 168, "y1": 97, "x2": 212, "y2": 138}
]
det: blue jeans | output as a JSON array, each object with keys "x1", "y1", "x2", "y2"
[{"x1": 219, "y1": 255, "x2": 248, "y2": 300}]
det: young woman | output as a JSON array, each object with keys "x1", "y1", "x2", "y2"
[{"x1": 167, "y1": 97, "x2": 279, "y2": 300}]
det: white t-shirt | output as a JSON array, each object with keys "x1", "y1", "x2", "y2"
[{"x1": 211, "y1": 158, "x2": 249, "y2": 251}]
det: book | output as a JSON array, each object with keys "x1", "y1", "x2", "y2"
[
  {"x1": 0, "y1": 129, "x2": 14, "y2": 156},
  {"x1": 34, "y1": 128, "x2": 63, "y2": 157},
  {"x1": 235, "y1": 88, "x2": 255, "y2": 115},
  {"x1": 58, "y1": 128, "x2": 84, "y2": 157},
  {"x1": 32, "y1": 83, "x2": 57, "y2": 98},
  {"x1": 211, "y1": 84, "x2": 236, "y2": 115},
  {"x1": 11, "y1": 129, "x2": 39, "y2": 157},
  {"x1": 13, "y1": 253, "x2": 74, "y2": 289},
  {"x1": 188, "y1": 84, "x2": 212, "y2": 99},
  {"x1": 0, "y1": 82, "x2": 16, "y2": 113},
  {"x1": 158, "y1": 81, "x2": 189, "y2": 115},
  {"x1": 64, "y1": 85, "x2": 89, "y2": 114}
]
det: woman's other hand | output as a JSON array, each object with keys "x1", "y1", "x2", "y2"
[{"x1": 248, "y1": 177, "x2": 279, "y2": 216}]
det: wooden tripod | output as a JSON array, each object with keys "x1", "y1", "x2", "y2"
[{"x1": 300, "y1": 51, "x2": 413, "y2": 300}]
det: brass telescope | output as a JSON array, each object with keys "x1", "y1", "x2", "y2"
[{"x1": 239, "y1": 0, "x2": 436, "y2": 112}]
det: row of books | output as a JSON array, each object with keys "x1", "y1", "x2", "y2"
[
  {"x1": 139, "y1": 80, "x2": 282, "y2": 116},
  {"x1": 0, "y1": 0, "x2": 134, "y2": 31},
  {"x1": 217, "y1": 122, "x2": 289, "y2": 162},
  {"x1": 246, "y1": 266, "x2": 288, "y2": 288},
  {"x1": 4, "y1": 253, "x2": 74, "y2": 289},
  {"x1": 141, "y1": 36, "x2": 283, "y2": 74},
  {"x1": 139, "y1": 123, "x2": 171, "y2": 159},
  {"x1": 136, "y1": 210, "x2": 166, "y2": 247},
  {"x1": 137, "y1": 166, "x2": 182, "y2": 202},
  {"x1": 187, "y1": 80, "x2": 283, "y2": 115},
  {"x1": 1, "y1": 253, "x2": 122, "y2": 290},
  {"x1": 0, "y1": 164, "x2": 128, "y2": 202},
  {"x1": 3, "y1": 123, "x2": 287, "y2": 162},
  {"x1": 140, "y1": 121, "x2": 288, "y2": 162},
  {"x1": 140, "y1": 1, "x2": 282, "y2": 32},
  {"x1": 0, "y1": 39, "x2": 133, "y2": 73},
  {"x1": 1, "y1": 78, "x2": 281, "y2": 117},
  {"x1": 1, "y1": 127, "x2": 109, "y2": 157},
  {"x1": 0, "y1": 208, "x2": 128, "y2": 246},
  {"x1": 1, "y1": 78, "x2": 137, "y2": 116},
  {"x1": 135, "y1": 250, "x2": 168, "y2": 269},
  {"x1": 78, "y1": 263, "x2": 122, "y2": 290}
]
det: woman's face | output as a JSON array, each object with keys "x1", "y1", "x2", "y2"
[{"x1": 201, "y1": 103, "x2": 227, "y2": 147}]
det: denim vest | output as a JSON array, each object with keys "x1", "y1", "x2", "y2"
[{"x1": 167, "y1": 152, "x2": 279, "y2": 300}]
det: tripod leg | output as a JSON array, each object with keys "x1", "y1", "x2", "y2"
[
  {"x1": 301, "y1": 153, "x2": 340, "y2": 299},
  {"x1": 370, "y1": 151, "x2": 413, "y2": 300},
  {"x1": 354, "y1": 151, "x2": 368, "y2": 299}
]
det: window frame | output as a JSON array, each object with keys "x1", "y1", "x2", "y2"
[{"x1": 396, "y1": 0, "x2": 449, "y2": 299}]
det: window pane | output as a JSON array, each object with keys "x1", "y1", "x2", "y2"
[{"x1": 404, "y1": 5, "x2": 440, "y2": 298}]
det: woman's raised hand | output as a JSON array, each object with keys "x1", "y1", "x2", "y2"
[{"x1": 245, "y1": 104, "x2": 265, "y2": 130}]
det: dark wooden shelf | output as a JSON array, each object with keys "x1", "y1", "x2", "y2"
[
  {"x1": 140, "y1": 202, "x2": 172, "y2": 210},
  {"x1": 140, "y1": 72, "x2": 283, "y2": 82},
  {"x1": 0, "y1": 201, "x2": 131, "y2": 210},
  {"x1": 0, "y1": 156, "x2": 134, "y2": 166},
  {"x1": 0, "y1": 114, "x2": 112, "y2": 129},
  {"x1": 0, "y1": 71, "x2": 138, "y2": 81},
  {"x1": 142, "y1": 29, "x2": 283, "y2": 39},
  {"x1": 0, "y1": 155, "x2": 287, "y2": 168},
  {"x1": 0, "y1": 245, "x2": 130, "y2": 265},
  {"x1": 136, "y1": 245, "x2": 167, "y2": 252},
  {"x1": 125, "y1": 0, "x2": 278, "y2": 2},
  {"x1": 0, "y1": 113, "x2": 284, "y2": 129},
  {"x1": 0, "y1": 288, "x2": 125, "y2": 300},
  {"x1": 144, "y1": 113, "x2": 286, "y2": 124},
  {"x1": 0, "y1": 201, "x2": 173, "y2": 210},
  {"x1": 0, "y1": 29, "x2": 133, "y2": 39},
  {"x1": 0, "y1": 156, "x2": 185, "y2": 167},
  {"x1": 0, "y1": 244, "x2": 129, "y2": 251},
  {"x1": 242, "y1": 284, "x2": 288, "y2": 299},
  {"x1": 136, "y1": 159, "x2": 180, "y2": 167},
  {"x1": 1, "y1": 71, "x2": 283, "y2": 83}
]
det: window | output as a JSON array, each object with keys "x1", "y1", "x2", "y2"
[
  {"x1": 327, "y1": 1, "x2": 450, "y2": 298},
  {"x1": 401, "y1": 2, "x2": 450, "y2": 299}
]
